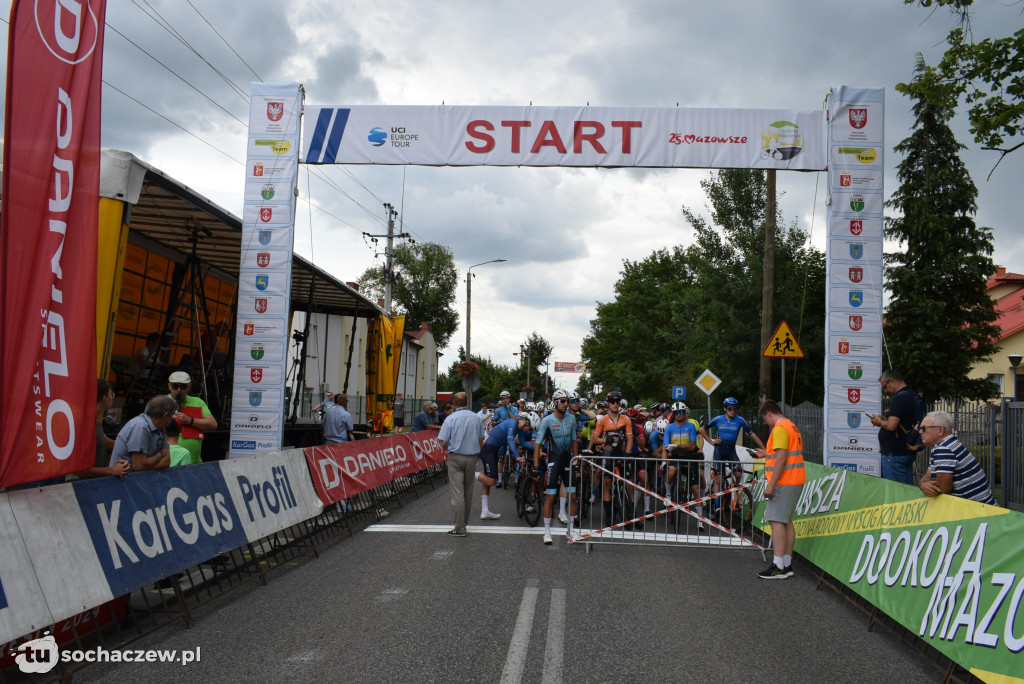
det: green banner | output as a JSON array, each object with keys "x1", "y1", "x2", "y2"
[{"x1": 751, "y1": 463, "x2": 1023, "y2": 684}]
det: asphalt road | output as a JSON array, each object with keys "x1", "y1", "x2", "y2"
[{"x1": 75, "y1": 474, "x2": 943, "y2": 683}]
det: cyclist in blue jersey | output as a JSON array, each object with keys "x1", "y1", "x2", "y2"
[
  {"x1": 701, "y1": 397, "x2": 765, "y2": 513},
  {"x1": 479, "y1": 413, "x2": 531, "y2": 519},
  {"x1": 662, "y1": 403, "x2": 705, "y2": 524},
  {"x1": 561, "y1": 392, "x2": 596, "y2": 523},
  {"x1": 492, "y1": 390, "x2": 520, "y2": 488},
  {"x1": 533, "y1": 389, "x2": 579, "y2": 545}
]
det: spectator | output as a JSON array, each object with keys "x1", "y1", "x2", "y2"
[
  {"x1": 313, "y1": 391, "x2": 335, "y2": 416},
  {"x1": 68, "y1": 380, "x2": 130, "y2": 480},
  {"x1": 476, "y1": 401, "x2": 491, "y2": 424},
  {"x1": 437, "y1": 403, "x2": 452, "y2": 426},
  {"x1": 128, "y1": 332, "x2": 160, "y2": 378},
  {"x1": 918, "y1": 411, "x2": 997, "y2": 505},
  {"x1": 870, "y1": 370, "x2": 924, "y2": 485},
  {"x1": 438, "y1": 392, "x2": 485, "y2": 537},
  {"x1": 412, "y1": 402, "x2": 441, "y2": 432},
  {"x1": 393, "y1": 393, "x2": 407, "y2": 432},
  {"x1": 755, "y1": 399, "x2": 807, "y2": 580},
  {"x1": 166, "y1": 418, "x2": 197, "y2": 467},
  {"x1": 167, "y1": 371, "x2": 217, "y2": 463},
  {"x1": 324, "y1": 393, "x2": 354, "y2": 444},
  {"x1": 109, "y1": 395, "x2": 175, "y2": 472}
]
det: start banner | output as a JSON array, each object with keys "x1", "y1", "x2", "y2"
[
  {"x1": 751, "y1": 463, "x2": 1023, "y2": 683},
  {"x1": 302, "y1": 105, "x2": 827, "y2": 170},
  {"x1": 304, "y1": 432, "x2": 447, "y2": 505}
]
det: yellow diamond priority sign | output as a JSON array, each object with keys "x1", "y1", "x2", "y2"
[
  {"x1": 762, "y1": 320, "x2": 804, "y2": 359},
  {"x1": 695, "y1": 369, "x2": 721, "y2": 396}
]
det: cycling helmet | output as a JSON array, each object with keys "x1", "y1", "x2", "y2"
[
  {"x1": 655, "y1": 417, "x2": 669, "y2": 434},
  {"x1": 671, "y1": 401, "x2": 688, "y2": 412},
  {"x1": 625, "y1": 407, "x2": 640, "y2": 420},
  {"x1": 529, "y1": 411, "x2": 541, "y2": 428},
  {"x1": 499, "y1": 390, "x2": 511, "y2": 398},
  {"x1": 606, "y1": 390, "x2": 622, "y2": 402},
  {"x1": 658, "y1": 402, "x2": 670, "y2": 413},
  {"x1": 596, "y1": 400, "x2": 608, "y2": 409},
  {"x1": 723, "y1": 397, "x2": 739, "y2": 408},
  {"x1": 552, "y1": 388, "x2": 570, "y2": 402},
  {"x1": 644, "y1": 420, "x2": 655, "y2": 436}
]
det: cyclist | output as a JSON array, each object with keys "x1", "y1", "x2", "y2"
[
  {"x1": 479, "y1": 413, "x2": 531, "y2": 520},
  {"x1": 625, "y1": 407, "x2": 653, "y2": 519},
  {"x1": 701, "y1": 397, "x2": 766, "y2": 516},
  {"x1": 515, "y1": 412, "x2": 538, "y2": 489},
  {"x1": 492, "y1": 390, "x2": 519, "y2": 488},
  {"x1": 662, "y1": 403, "x2": 706, "y2": 527},
  {"x1": 557, "y1": 392, "x2": 596, "y2": 523},
  {"x1": 590, "y1": 391, "x2": 634, "y2": 525},
  {"x1": 533, "y1": 389, "x2": 579, "y2": 544}
]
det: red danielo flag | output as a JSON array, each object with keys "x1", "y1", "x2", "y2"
[{"x1": 0, "y1": 0, "x2": 107, "y2": 487}]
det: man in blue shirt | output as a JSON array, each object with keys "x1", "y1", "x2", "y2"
[
  {"x1": 479, "y1": 413, "x2": 532, "y2": 519},
  {"x1": 492, "y1": 390, "x2": 519, "y2": 488},
  {"x1": 533, "y1": 389, "x2": 579, "y2": 545},
  {"x1": 412, "y1": 402, "x2": 440, "y2": 432},
  {"x1": 438, "y1": 392, "x2": 486, "y2": 537},
  {"x1": 700, "y1": 397, "x2": 765, "y2": 510},
  {"x1": 323, "y1": 393, "x2": 354, "y2": 444}
]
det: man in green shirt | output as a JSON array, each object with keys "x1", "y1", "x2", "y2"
[
  {"x1": 168, "y1": 371, "x2": 217, "y2": 463},
  {"x1": 166, "y1": 418, "x2": 197, "y2": 467}
]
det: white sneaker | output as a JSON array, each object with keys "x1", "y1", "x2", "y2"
[
  {"x1": 697, "y1": 521, "x2": 705, "y2": 530},
  {"x1": 525, "y1": 504, "x2": 537, "y2": 513},
  {"x1": 588, "y1": 493, "x2": 596, "y2": 504},
  {"x1": 557, "y1": 513, "x2": 568, "y2": 524},
  {"x1": 543, "y1": 533, "x2": 553, "y2": 545},
  {"x1": 480, "y1": 511, "x2": 501, "y2": 520}
]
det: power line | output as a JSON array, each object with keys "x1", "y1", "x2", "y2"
[{"x1": 185, "y1": 0, "x2": 263, "y2": 82}]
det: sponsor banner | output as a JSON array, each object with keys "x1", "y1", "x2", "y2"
[
  {"x1": 218, "y1": 451, "x2": 323, "y2": 542},
  {"x1": 237, "y1": 365, "x2": 283, "y2": 386},
  {"x1": 827, "y1": 407, "x2": 874, "y2": 431},
  {"x1": 242, "y1": 225, "x2": 293, "y2": 251},
  {"x1": 827, "y1": 383, "x2": 882, "y2": 407},
  {"x1": 830, "y1": 166, "x2": 883, "y2": 191},
  {"x1": 754, "y1": 462, "x2": 1023, "y2": 681},
  {"x1": 828, "y1": 358, "x2": 882, "y2": 383},
  {"x1": 239, "y1": 293, "x2": 288, "y2": 317},
  {"x1": 831, "y1": 145, "x2": 881, "y2": 167},
  {"x1": 240, "y1": 247, "x2": 290, "y2": 271},
  {"x1": 243, "y1": 180, "x2": 290, "y2": 203},
  {"x1": 830, "y1": 99, "x2": 884, "y2": 143},
  {"x1": 242, "y1": 341, "x2": 284, "y2": 363},
  {"x1": 827, "y1": 431, "x2": 881, "y2": 455},
  {"x1": 829, "y1": 335, "x2": 883, "y2": 358},
  {"x1": 829, "y1": 215, "x2": 882, "y2": 239},
  {"x1": 823, "y1": 455, "x2": 882, "y2": 477},
  {"x1": 365, "y1": 316, "x2": 405, "y2": 425},
  {"x1": 246, "y1": 136, "x2": 296, "y2": 158},
  {"x1": 302, "y1": 105, "x2": 828, "y2": 170},
  {"x1": 828, "y1": 286, "x2": 882, "y2": 311},
  {"x1": 72, "y1": 465, "x2": 248, "y2": 597},
  {"x1": 239, "y1": 270, "x2": 288, "y2": 296},
  {"x1": 554, "y1": 361, "x2": 586, "y2": 373},
  {"x1": 829, "y1": 262, "x2": 882, "y2": 287},
  {"x1": 304, "y1": 432, "x2": 448, "y2": 505},
  {"x1": 249, "y1": 95, "x2": 300, "y2": 136},
  {"x1": 248, "y1": 158, "x2": 296, "y2": 180},
  {"x1": 0, "y1": 493, "x2": 53, "y2": 645},
  {"x1": 829, "y1": 239, "x2": 883, "y2": 263},
  {"x1": 237, "y1": 318, "x2": 288, "y2": 340},
  {"x1": 829, "y1": 311, "x2": 882, "y2": 334},
  {"x1": 230, "y1": 411, "x2": 280, "y2": 432},
  {"x1": 0, "y1": 0, "x2": 108, "y2": 487},
  {"x1": 241, "y1": 203, "x2": 292, "y2": 225},
  {"x1": 831, "y1": 190, "x2": 884, "y2": 216},
  {"x1": 230, "y1": 435, "x2": 281, "y2": 454},
  {"x1": 232, "y1": 387, "x2": 283, "y2": 410}
]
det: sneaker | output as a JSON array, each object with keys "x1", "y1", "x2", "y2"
[
  {"x1": 589, "y1": 493, "x2": 596, "y2": 504},
  {"x1": 558, "y1": 513, "x2": 568, "y2": 524},
  {"x1": 757, "y1": 564, "x2": 790, "y2": 580},
  {"x1": 783, "y1": 565, "x2": 794, "y2": 577},
  {"x1": 697, "y1": 521, "x2": 705, "y2": 531},
  {"x1": 543, "y1": 533, "x2": 553, "y2": 545},
  {"x1": 525, "y1": 504, "x2": 537, "y2": 513},
  {"x1": 447, "y1": 529, "x2": 467, "y2": 537},
  {"x1": 376, "y1": 508, "x2": 389, "y2": 518},
  {"x1": 495, "y1": 481, "x2": 503, "y2": 489},
  {"x1": 480, "y1": 511, "x2": 501, "y2": 520}
]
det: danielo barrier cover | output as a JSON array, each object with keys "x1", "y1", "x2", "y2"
[
  {"x1": 304, "y1": 431, "x2": 448, "y2": 505},
  {"x1": 751, "y1": 463, "x2": 1022, "y2": 683}
]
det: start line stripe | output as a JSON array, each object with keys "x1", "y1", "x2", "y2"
[
  {"x1": 366, "y1": 523, "x2": 749, "y2": 545},
  {"x1": 367, "y1": 524, "x2": 564, "y2": 536}
]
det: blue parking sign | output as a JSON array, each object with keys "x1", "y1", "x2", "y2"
[{"x1": 672, "y1": 386, "x2": 686, "y2": 400}]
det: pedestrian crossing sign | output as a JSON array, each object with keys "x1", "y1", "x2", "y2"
[{"x1": 762, "y1": 320, "x2": 804, "y2": 358}]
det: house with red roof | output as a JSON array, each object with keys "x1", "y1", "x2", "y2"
[{"x1": 970, "y1": 266, "x2": 1024, "y2": 399}]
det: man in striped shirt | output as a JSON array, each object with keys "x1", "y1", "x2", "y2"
[{"x1": 918, "y1": 411, "x2": 996, "y2": 505}]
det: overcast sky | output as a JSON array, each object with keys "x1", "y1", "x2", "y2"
[{"x1": 2, "y1": 0, "x2": 1021, "y2": 389}]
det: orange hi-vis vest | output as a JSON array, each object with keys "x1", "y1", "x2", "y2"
[{"x1": 765, "y1": 417, "x2": 806, "y2": 486}]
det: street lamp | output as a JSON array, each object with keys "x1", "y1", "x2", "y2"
[
  {"x1": 466, "y1": 259, "x2": 506, "y2": 408},
  {"x1": 1010, "y1": 353, "x2": 1022, "y2": 401}
]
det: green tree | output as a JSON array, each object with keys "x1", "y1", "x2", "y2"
[
  {"x1": 884, "y1": 56, "x2": 1001, "y2": 401},
  {"x1": 516, "y1": 331, "x2": 553, "y2": 391},
  {"x1": 359, "y1": 242, "x2": 460, "y2": 348},
  {"x1": 902, "y1": 1, "x2": 1024, "y2": 174}
]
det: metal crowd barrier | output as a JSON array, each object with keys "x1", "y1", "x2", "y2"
[
  {"x1": 567, "y1": 454, "x2": 767, "y2": 557},
  {"x1": 0, "y1": 461, "x2": 449, "y2": 684}
]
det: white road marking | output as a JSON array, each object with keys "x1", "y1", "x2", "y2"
[
  {"x1": 500, "y1": 587, "x2": 539, "y2": 684},
  {"x1": 542, "y1": 588, "x2": 566, "y2": 684}
]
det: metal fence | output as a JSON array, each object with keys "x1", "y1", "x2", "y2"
[{"x1": 0, "y1": 460, "x2": 449, "y2": 684}]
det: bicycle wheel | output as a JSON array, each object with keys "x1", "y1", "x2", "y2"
[
  {"x1": 736, "y1": 485, "x2": 755, "y2": 531},
  {"x1": 578, "y1": 468, "x2": 592, "y2": 518},
  {"x1": 523, "y1": 478, "x2": 542, "y2": 527},
  {"x1": 515, "y1": 475, "x2": 526, "y2": 518}
]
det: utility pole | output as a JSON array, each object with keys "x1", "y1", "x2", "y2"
[
  {"x1": 363, "y1": 203, "x2": 409, "y2": 314},
  {"x1": 466, "y1": 259, "x2": 507, "y2": 408},
  {"x1": 759, "y1": 169, "x2": 776, "y2": 406},
  {"x1": 515, "y1": 344, "x2": 531, "y2": 387}
]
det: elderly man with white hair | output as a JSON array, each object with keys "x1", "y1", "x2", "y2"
[{"x1": 918, "y1": 410, "x2": 997, "y2": 505}]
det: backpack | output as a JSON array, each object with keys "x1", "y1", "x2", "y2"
[{"x1": 896, "y1": 389, "x2": 927, "y2": 452}]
